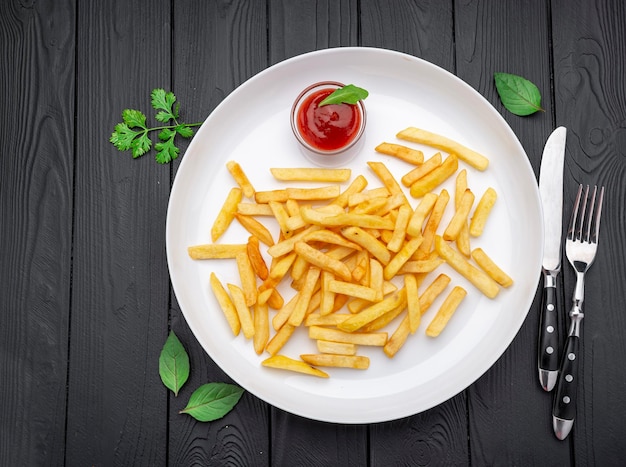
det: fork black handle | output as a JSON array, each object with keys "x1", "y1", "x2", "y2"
[
  {"x1": 538, "y1": 271, "x2": 559, "y2": 391},
  {"x1": 552, "y1": 332, "x2": 580, "y2": 440}
]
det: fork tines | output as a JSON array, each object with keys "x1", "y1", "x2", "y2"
[{"x1": 567, "y1": 184, "x2": 605, "y2": 244}]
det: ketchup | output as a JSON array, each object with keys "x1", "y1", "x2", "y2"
[{"x1": 297, "y1": 88, "x2": 361, "y2": 152}]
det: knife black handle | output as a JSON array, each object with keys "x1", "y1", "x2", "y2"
[
  {"x1": 552, "y1": 333, "x2": 580, "y2": 440},
  {"x1": 538, "y1": 278, "x2": 559, "y2": 390}
]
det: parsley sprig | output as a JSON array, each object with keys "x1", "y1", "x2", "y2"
[{"x1": 110, "y1": 89, "x2": 202, "y2": 164}]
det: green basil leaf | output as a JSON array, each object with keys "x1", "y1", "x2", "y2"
[
  {"x1": 158, "y1": 331, "x2": 190, "y2": 396},
  {"x1": 180, "y1": 383, "x2": 244, "y2": 422},
  {"x1": 318, "y1": 84, "x2": 369, "y2": 106},
  {"x1": 494, "y1": 72, "x2": 544, "y2": 116}
]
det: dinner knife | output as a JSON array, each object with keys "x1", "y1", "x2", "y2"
[{"x1": 537, "y1": 126, "x2": 567, "y2": 392}]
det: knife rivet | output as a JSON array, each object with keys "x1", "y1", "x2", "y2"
[
  {"x1": 568, "y1": 353, "x2": 576, "y2": 361},
  {"x1": 547, "y1": 325, "x2": 554, "y2": 333},
  {"x1": 546, "y1": 346, "x2": 554, "y2": 354},
  {"x1": 565, "y1": 374, "x2": 573, "y2": 382},
  {"x1": 547, "y1": 304, "x2": 555, "y2": 311},
  {"x1": 563, "y1": 396, "x2": 571, "y2": 404}
]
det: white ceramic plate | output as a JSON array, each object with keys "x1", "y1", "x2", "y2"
[{"x1": 166, "y1": 47, "x2": 543, "y2": 423}]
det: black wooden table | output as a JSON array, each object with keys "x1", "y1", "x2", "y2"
[{"x1": 2, "y1": 1, "x2": 625, "y2": 465}]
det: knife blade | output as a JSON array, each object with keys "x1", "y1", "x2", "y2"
[{"x1": 537, "y1": 126, "x2": 567, "y2": 392}]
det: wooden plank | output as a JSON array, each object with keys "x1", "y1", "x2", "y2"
[
  {"x1": 65, "y1": 1, "x2": 171, "y2": 464},
  {"x1": 0, "y1": 1, "x2": 74, "y2": 465},
  {"x1": 360, "y1": 0, "x2": 469, "y2": 464},
  {"x1": 169, "y1": 1, "x2": 270, "y2": 465},
  {"x1": 454, "y1": 0, "x2": 571, "y2": 464},
  {"x1": 551, "y1": 0, "x2": 626, "y2": 463}
]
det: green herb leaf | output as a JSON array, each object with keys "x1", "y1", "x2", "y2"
[
  {"x1": 122, "y1": 109, "x2": 147, "y2": 129},
  {"x1": 180, "y1": 383, "x2": 244, "y2": 422},
  {"x1": 494, "y1": 72, "x2": 544, "y2": 116},
  {"x1": 110, "y1": 89, "x2": 203, "y2": 162},
  {"x1": 151, "y1": 88, "x2": 178, "y2": 122},
  {"x1": 318, "y1": 84, "x2": 369, "y2": 106},
  {"x1": 158, "y1": 331, "x2": 190, "y2": 396}
]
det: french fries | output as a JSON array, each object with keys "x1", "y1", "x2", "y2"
[
  {"x1": 397, "y1": 127, "x2": 489, "y2": 171},
  {"x1": 270, "y1": 167, "x2": 351, "y2": 182},
  {"x1": 191, "y1": 118, "x2": 515, "y2": 377}
]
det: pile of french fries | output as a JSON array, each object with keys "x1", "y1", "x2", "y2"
[{"x1": 188, "y1": 127, "x2": 513, "y2": 378}]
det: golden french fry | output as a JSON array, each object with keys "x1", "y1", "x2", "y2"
[
  {"x1": 266, "y1": 225, "x2": 321, "y2": 258},
  {"x1": 285, "y1": 185, "x2": 341, "y2": 201},
  {"x1": 236, "y1": 213, "x2": 274, "y2": 246},
  {"x1": 409, "y1": 154, "x2": 458, "y2": 198},
  {"x1": 270, "y1": 167, "x2": 351, "y2": 182},
  {"x1": 471, "y1": 248, "x2": 514, "y2": 287},
  {"x1": 237, "y1": 202, "x2": 274, "y2": 216},
  {"x1": 426, "y1": 286, "x2": 467, "y2": 337},
  {"x1": 265, "y1": 323, "x2": 296, "y2": 356},
  {"x1": 188, "y1": 243, "x2": 246, "y2": 259},
  {"x1": 383, "y1": 236, "x2": 423, "y2": 280},
  {"x1": 470, "y1": 187, "x2": 497, "y2": 237},
  {"x1": 236, "y1": 252, "x2": 257, "y2": 306},
  {"x1": 338, "y1": 290, "x2": 406, "y2": 333},
  {"x1": 211, "y1": 187, "x2": 242, "y2": 242},
  {"x1": 369, "y1": 259, "x2": 384, "y2": 301},
  {"x1": 434, "y1": 236, "x2": 500, "y2": 298},
  {"x1": 227, "y1": 283, "x2": 255, "y2": 339},
  {"x1": 397, "y1": 258, "x2": 444, "y2": 274},
  {"x1": 328, "y1": 280, "x2": 377, "y2": 302},
  {"x1": 305, "y1": 313, "x2": 350, "y2": 327},
  {"x1": 304, "y1": 229, "x2": 362, "y2": 251},
  {"x1": 401, "y1": 152, "x2": 443, "y2": 187},
  {"x1": 443, "y1": 189, "x2": 475, "y2": 241},
  {"x1": 341, "y1": 226, "x2": 391, "y2": 265},
  {"x1": 367, "y1": 161, "x2": 406, "y2": 201},
  {"x1": 331, "y1": 174, "x2": 368, "y2": 208},
  {"x1": 386, "y1": 204, "x2": 412, "y2": 252},
  {"x1": 226, "y1": 160, "x2": 255, "y2": 198},
  {"x1": 261, "y1": 355, "x2": 329, "y2": 378},
  {"x1": 316, "y1": 340, "x2": 357, "y2": 355},
  {"x1": 300, "y1": 354, "x2": 370, "y2": 370},
  {"x1": 209, "y1": 273, "x2": 240, "y2": 336},
  {"x1": 397, "y1": 127, "x2": 489, "y2": 171},
  {"x1": 247, "y1": 236, "x2": 269, "y2": 280},
  {"x1": 455, "y1": 169, "x2": 468, "y2": 205},
  {"x1": 288, "y1": 267, "x2": 321, "y2": 326},
  {"x1": 290, "y1": 254, "x2": 309, "y2": 282},
  {"x1": 352, "y1": 197, "x2": 388, "y2": 215},
  {"x1": 348, "y1": 187, "x2": 390, "y2": 206},
  {"x1": 256, "y1": 288, "x2": 273, "y2": 306},
  {"x1": 294, "y1": 241, "x2": 352, "y2": 282},
  {"x1": 253, "y1": 301, "x2": 269, "y2": 354},
  {"x1": 266, "y1": 289, "x2": 284, "y2": 310},
  {"x1": 416, "y1": 189, "x2": 450, "y2": 258},
  {"x1": 406, "y1": 192, "x2": 438, "y2": 237},
  {"x1": 319, "y1": 271, "x2": 335, "y2": 316},
  {"x1": 404, "y1": 274, "x2": 421, "y2": 334},
  {"x1": 419, "y1": 273, "x2": 451, "y2": 314},
  {"x1": 375, "y1": 142, "x2": 424, "y2": 165},
  {"x1": 308, "y1": 325, "x2": 388, "y2": 346},
  {"x1": 383, "y1": 315, "x2": 410, "y2": 358},
  {"x1": 254, "y1": 189, "x2": 288, "y2": 204},
  {"x1": 347, "y1": 281, "x2": 397, "y2": 314},
  {"x1": 268, "y1": 201, "x2": 292, "y2": 237}
]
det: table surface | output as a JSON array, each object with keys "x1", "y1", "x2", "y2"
[{"x1": 2, "y1": 1, "x2": 625, "y2": 465}]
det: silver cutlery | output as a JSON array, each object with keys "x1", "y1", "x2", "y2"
[
  {"x1": 538, "y1": 127, "x2": 567, "y2": 392},
  {"x1": 553, "y1": 184, "x2": 605, "y2": 440}
]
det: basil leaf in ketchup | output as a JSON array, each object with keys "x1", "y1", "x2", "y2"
[{"x1": 318, "y1": 84, "x2": 369, "y2": 106}]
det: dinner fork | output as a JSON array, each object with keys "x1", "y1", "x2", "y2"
[{"x1": 552, "y1": 184, "x2": 605, "y2": 440}]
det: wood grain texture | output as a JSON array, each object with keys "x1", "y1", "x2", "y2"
[
  {"x1": 455, "y1": 1, "x2": 571, "y2": 464},
  {"x1": 65, "y1": 1, "x2": 171, "y2": 465},
  {"x1": 170, "y1": 1, "x2": 270, "y2": 465},
  {"x1": 0, "y1": 1, "x2": 74, "y2": 465},
  {"x1": 552, "y1": 0, "x2": 626, "y2": 464}
]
